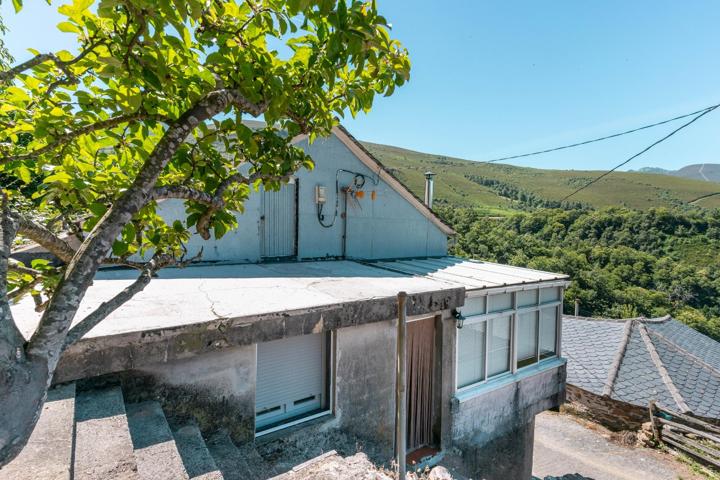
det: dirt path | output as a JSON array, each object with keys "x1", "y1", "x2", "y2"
[{"x1": 533, "y1": 411, "x2": 704, "y2": 480}]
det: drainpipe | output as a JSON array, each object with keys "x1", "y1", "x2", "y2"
[
  {"x1": 395, "y1": 292, "x2": 407, "y2": 480},
  {"x1": 424, "y1": 171, "x2": 436, "y2": 209},
  {"x1": 341, "y1": 188, "x2": 349, "y2": 258}
]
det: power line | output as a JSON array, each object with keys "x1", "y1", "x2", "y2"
[
  {"x1": 480, "y1": 103, "x2": 720, "y2": 164},
  {"x1": 561, "y1": 105, "x2": 719, "y2": 202}
]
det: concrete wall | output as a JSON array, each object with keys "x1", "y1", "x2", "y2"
[
  {"x1": 334, "y1": 319, "x2": 397, "y2": 455},
  {"x1": 152, "y1": 132, "x2": 448, "y2": 263},
  {"x1": 131, "y1": 344, "x2": 258, "y2": 442},
  {"x1": 439, "y1": 316, "x2": 566, "y2": 480}
]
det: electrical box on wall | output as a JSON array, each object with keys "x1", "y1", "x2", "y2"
[{"x1": 315, "y1": 185, "x2": 326, "y2": 204}]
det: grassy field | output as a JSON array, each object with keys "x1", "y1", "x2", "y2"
[{"x1": 364, "y1": 142, "x2": 720, "y2": 212}]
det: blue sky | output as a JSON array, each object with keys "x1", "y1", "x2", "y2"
[{"x1": 2, "y1": 1, "x2": 719, "y2": 171}]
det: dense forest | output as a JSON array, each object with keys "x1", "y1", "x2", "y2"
[{"x1": 436, "y1": 206, "x2": 720, "y2": 341}]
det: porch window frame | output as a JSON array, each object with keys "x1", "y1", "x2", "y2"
[{"x1": 455, "y1": 288, "x2": 562, "y2": 394}]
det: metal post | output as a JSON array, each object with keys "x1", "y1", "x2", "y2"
[
  {"x1": 574, "y1": 299, "x2": 580, "y2": 317},
  {"x1": 395, "y1": 292, "x2": 407, "y2": 480}
]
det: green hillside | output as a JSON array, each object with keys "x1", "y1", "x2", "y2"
[{"x1": 363, "y1": 142, "x2": 720, "y2": 212}]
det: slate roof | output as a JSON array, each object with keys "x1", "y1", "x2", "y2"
[{"x1": 563, "y1": 315, "x2": 720, "y2": 420}]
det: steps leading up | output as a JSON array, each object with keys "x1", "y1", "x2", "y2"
[
  {"x1": 0, "y1": 383, "x2": 76, "y2": 480},
  {"x1": 205, "y1": 431, "x2": 253, "y2": 480},
  {"x1": 73, "y1": 386, "x2": 139, "y2": 480},
  {"x1": 236, "y1": 443, "x2": 277, "y2": 479},
  {"x1": 126, "y1": 401, "x2": 189, "y2": 480},
  {"x1": 171, "y1": 423, "x2": 224, "y2": 480}
]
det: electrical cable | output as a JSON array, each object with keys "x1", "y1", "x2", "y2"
[
  {"x1": 316, "y1": 169, "x2": 379, "y2": 228},
  {"x1": 560, "y1": 105, "x2": 719, "y2": 202},
  {"x1": 478, "y1": 103, "x2": 720, "y2": 164}
]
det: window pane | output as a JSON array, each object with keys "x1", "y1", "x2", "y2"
[
  {"x1": 517, "y1": 289, "x2": 538, "y2": 307},
  {"x1": 460, "y1": 296, "x2": 486, "y2": 316},
  {"x1": 539, "y1": 307, "x2": 557, "y2": 359},
  {"x1": 540, "y1": 287, "x2": 560, "y2": 303},
  {"x1": 488, "y1": 293, "x2": 512, "y2": 313},
  {"x1": 517, "y1": 311, "x2": 538, "y2": 368},
  {"x1": 487, "y1": 316, "x2": 511, "y2": 377},
  {"x1": 457, "y1": 321, "x2": 486, "y2": 388}
]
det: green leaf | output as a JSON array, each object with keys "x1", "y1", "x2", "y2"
[
  {"x1": 141, "y1": 67, "x2": 163, "y2": 90},
  {"x1": 57, "y1": 21, "x2": 81, "y2": 33},
  {"x1": 112, "y1": 240, "x2": 129, "y2": 257},
  {"x1": 17, "y1": 165, "x2": 32, "y2": 184},
  {"x1": 12, "y1": 0, "x2": 23, "y2": 13}
]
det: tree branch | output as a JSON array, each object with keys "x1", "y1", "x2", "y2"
[
  {"x1": 151, "y1": 185, "x2": 220, "y2": 207},
  {"x1": 15, "y1": 215, "x2": 76, "y2": 263},
  {"x1": 190, "y1": 171, "x2": 291, "y2": 240},
  {"x1": 0, "y1": 40, "x2": 104, "y2": 85},
  {"x1": 27, "y1": 88, "x2": 265, "y2": 366},
  {"x1": 63, "y1": 251, "x2": 200, "y2": 347},
  {"x1": 0, "y1": 112, "x2": 164, "y2": 164}
]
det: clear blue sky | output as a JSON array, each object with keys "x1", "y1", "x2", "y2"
[{"x1": 2, "y1": 1, "x2": 719, "y2": 171}]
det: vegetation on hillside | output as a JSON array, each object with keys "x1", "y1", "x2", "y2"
[
  {"x1": 437, "y1": 206, "x2": 720, "y2": 341},
  {"x1": 364, "y1": 142, "x2": 720, "y2": 211}
]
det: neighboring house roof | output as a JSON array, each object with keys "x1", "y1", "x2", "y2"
[{"x1": 563, "y1": 315, "x2": 720, "y2": 419}]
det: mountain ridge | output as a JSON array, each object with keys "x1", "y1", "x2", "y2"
[{"x1": 361, "y1": 142, "x2": 720, "y2": 212}]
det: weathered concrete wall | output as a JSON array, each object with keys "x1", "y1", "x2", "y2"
[
  {"x1": 334, "y1": 319, "x2": 397, "y2": 457},
  {"x1": 439, "y1": 316, "x2": 566, "y2": 480},
  {"x1": 135, "y1": 344, "x2": 258, "y2": 442},
  {"x1": 565, "y1": 384, "x2": 647, "y2": 431}
]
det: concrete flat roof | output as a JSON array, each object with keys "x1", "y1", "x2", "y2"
[
  {"x1": 10, "y1": 257, "x2": 567, "y2": 382},
  {"x1": 12, "y1": 260, "x2": 459, "y2": 340},
  {"x1": 365, "y1": 257, "x2": 569, "y2": 292}
]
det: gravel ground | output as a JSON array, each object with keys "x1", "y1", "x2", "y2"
[{"x1": 533, "y1": 411, "x2": 705, "y2": 480}]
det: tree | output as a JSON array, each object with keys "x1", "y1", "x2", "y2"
[{"x1": 0, "y1": 0, "x2": 409, "y2": 465}]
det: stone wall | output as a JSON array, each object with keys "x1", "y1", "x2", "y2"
[{"x1": 565, "y1": 384, "x2": 647, "y2": 431}]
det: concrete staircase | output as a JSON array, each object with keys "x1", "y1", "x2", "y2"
[{"x1": 0, "y1": 383, "x2": 278, "y2": 480}]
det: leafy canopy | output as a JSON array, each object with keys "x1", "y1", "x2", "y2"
[{"x1": 1, "y1": 0, "x2": 409, "y2": 300}]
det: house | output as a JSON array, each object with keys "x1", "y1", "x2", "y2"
[
  {"x1": 7, "y1": 125, "x2": 569, "y2": 480},
  {"x1": 562, "y1": 315, "x2": 720, "y2": 431}
]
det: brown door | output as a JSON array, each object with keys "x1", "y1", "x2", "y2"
[{"x1": 406, "y1": 317, "x2": 435, "y2": 450}]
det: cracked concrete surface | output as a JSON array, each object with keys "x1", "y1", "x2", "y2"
[{"x1": 533, "y1": 412, "x2": 703, "y2": 480}]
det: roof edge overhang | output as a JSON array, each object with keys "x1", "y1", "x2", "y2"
[{"x1": 53, "y1": 286, "x2": 465, "y2": 384}]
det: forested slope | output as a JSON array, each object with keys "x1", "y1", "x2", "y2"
[{"x1": 437, "y1": 206, "x2": 720, "y2": 340}]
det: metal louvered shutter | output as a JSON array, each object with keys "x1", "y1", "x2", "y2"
[
  {"x1": 255, "y1": 333, "x2": 325, "y2": 430},
  {"x1": 261, "y1": 181, "x2": 297, "y2": 259}
]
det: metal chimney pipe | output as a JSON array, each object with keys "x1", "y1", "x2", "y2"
[{"x1": 424, "y1": 171, "x2": 436, "y2": 209}]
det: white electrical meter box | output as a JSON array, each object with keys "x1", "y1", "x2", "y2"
[{"x1": 315, "y1": 185, "x2": 326, "y2": 204}]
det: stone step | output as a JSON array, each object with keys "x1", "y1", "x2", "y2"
[
  {"x1": 0, "y1": 383, "x2": 76, "y2": 480},
  {"x1": 171, "y1": 423, "x2": 224, "y2": 480},
  {"x1": 126, "y1": 401, "x2": 189, "y2": 480},
  {"x1": 236, "y1": 443, "x2": 277, "y2": 479},
  {"x1": 205, "y1": 431, "x2": 253, "y2": 480},
  {"x1": 73, "y1": 386, "x2": 139, "y2": 480}
]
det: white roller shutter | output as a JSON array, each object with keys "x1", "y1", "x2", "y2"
[{"x1": 255, "y1": 333, "x2": 326, "y2": 430}]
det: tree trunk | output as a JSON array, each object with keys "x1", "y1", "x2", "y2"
[
  {"x1": 0, "y1": 89, "x2": 248, "y2": 467},
  {"x1": 0, "y1": 350, "x2": 49, "y2": 466}
]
